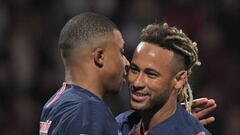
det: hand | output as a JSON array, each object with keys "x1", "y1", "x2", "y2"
[{"x1": 191, "y1": 98, "x2": 217, "y2": 125}]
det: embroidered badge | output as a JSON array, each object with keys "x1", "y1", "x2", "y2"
[{"x1": 40, "y1": 120, "x2": 52, "y2": 134}]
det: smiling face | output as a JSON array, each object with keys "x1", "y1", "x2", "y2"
[{"x1": 128, "y1": 42, "x2": 181, "y2": 111}]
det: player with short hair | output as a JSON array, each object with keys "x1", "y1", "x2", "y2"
[
  {"x1": 40, "y1": 12, "x2": 216, "y2": 135},
  {"x1": 40, "y1": 12, "x2": 129, "y2": 135}
]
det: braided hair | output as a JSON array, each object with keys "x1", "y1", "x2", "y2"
[{"x1": 140, "y1": 23, "x2": 201, "y2": 112}]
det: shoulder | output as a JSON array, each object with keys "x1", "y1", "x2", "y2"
[
  {"x1": 41, "y1": 91, "x2": 106, "y2": 124},
  {"x1": 66, "y1": 99, "x2": 119, "y2": 135},
  {"x1": 115, "y1": 110, "x2": 135, "y2": 125},
  {"x1": 149, "y1": 104, "x2": 212, "y2": 135},
  {"x1": 56, "y1": 94, "x2": 112, "y2": 121},
  {"x1": 115, "y1": 110, "x2": 140, "y2": 135},
  {"x1": 43, "y1": 85, "x2": 104, "y2": 113},
  {"x1": 41, "y1": 86, "x2": 117, "y2": 133},
  {"x1": 67, "y1": 100, "x2": 117, "y2": 129},
  {"x1": 174, "y1": 104, "x2": 212, "y2": 135},
  {"x1": 41, "y1": 94, "x2": 118, "y2": 134}
]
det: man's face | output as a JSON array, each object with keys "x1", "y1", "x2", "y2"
[
  {"x1": 103, "y1": 30, "x2": 129, "y2": 93},
  {"x1": 128, "y1": 42, "x2": 178, "y2": 111}
]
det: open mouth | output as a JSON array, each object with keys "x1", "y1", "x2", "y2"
[{"x1": 131, "y1": 91, "x2": 148, "y2": 102}]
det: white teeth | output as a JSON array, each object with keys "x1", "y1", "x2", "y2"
[{"x1": 134, "y1": 92, "x2": 146, "y2": 96}]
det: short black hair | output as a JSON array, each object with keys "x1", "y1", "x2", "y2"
[{"x1": 58, "y1": 12, "x2": 118, "y2": 58}]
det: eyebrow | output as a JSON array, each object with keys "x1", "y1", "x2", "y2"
[
  {"x1": 130, "y1": 63, "x2": 160, "y2": 75},
  {"x1": 130, "y1": 62, "x2": 137, "y2": 67}
]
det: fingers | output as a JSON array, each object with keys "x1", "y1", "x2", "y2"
[
  {"x1": 190, "y1": 98, "x2": 217, "y2": 125},
  {"x1": 181, "y1": 98, "x2": 210, "y2": 109},
  {"x1": 199, "y1": 117, "x2": 215, "y2": 125},
  {"x1": 196, "y1": 131, "x2": 206, "y2": 135},
  {"x1": 192, "y1": 102, "x2": 217, "y2": 119},
  {"x1": 191, "y1": 98, "x2": 209, "y2": 107},
  {"x1": 181, "y1": 97, "x2": 217, "y2": 125}
]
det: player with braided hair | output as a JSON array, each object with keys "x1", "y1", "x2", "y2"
[
  {"x1": 116, "y1": 23, "x2": 212, "y2": 135},
  {"x1": 39, "y1": 12, "x2": 215, "y2": 135},
  {"x1": 141, "y1": 22, "x2": 201, "y2": 113}
]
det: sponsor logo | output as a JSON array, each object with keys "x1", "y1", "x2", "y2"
[{"x1": 40, "y1": 120, "x2": 52, "y2": 134}]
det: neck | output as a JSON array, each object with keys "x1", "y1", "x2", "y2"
[
  {"x1": 65, "y1": 66, "x2": 104, "y2": 100},
  {"x1": 140, "y1": 96, "x2": 177, "y2": 133}
]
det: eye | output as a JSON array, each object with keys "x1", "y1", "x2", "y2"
[
  {"x1": 145, "y1": 70, "x2": 159, "y2": 79},
  {"x1": 129, "y1": 64, "x2": 139, "y2": 74},
  {"x1": 147, "y1": 73, "x2": 158, "y2": 78}
]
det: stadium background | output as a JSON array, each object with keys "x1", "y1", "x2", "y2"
[{"x1": 0, "y1": 0, "x2": 240, "y2": 134}]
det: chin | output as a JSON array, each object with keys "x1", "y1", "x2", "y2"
[{"x1": 130, "y1": 101, "x2": 149, "y2": 111}]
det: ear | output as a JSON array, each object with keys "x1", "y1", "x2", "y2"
[
  {"x1": 93, "y1": 48, "x2": 104, "y2": 68},
  {"x1": 174, "y1": 70, "x2": 187, "y2": 90}
]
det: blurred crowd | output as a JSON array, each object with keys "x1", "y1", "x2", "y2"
[{"x1": 0, "y1": 0, "x2": 240, "y2": 134}]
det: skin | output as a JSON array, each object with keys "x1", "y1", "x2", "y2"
[
  {"x1": 100, "y1": 30, "x2": 129, "y2": 94},
  {"x1": 64, "y1": 29, "x2": 129, "y2": 99},
  {"x1": 63, "y1": 26, "x2": 216, "y2": 120},
  {"x1": 191, "y1": 98, "x2": 216, "y2": 125},
  {"x1": 129, "y1": 42, "x2": 183, "y2": 112},
  {"x1": 128, "y1": 41, "x2": 207, "y2": 134},
  {"x1": 64, "y1": 29, "x2": 215, "y2": 132}
]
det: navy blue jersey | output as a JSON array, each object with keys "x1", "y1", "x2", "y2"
[
  {"x1": 40, "y1": 83, "x2": 120, "y2": 135},
  {"x1": 116, "y1": 103, "x2": 212, "y2": 135}
]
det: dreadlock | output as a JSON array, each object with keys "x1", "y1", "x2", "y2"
[{"x1": 140, "y1": 23, "x2": 201, "y2": 113}]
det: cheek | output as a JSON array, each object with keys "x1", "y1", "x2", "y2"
[
  {"x1": 128, "y1": 71, "x2": 141, "y2": 88},
  {"x1": 147, "y1": 79, "x2": 172, "y2": 98},
  {"x1": 147, "y1": 79, "x2": 163, "y2": 91},
  {"x1": 108, "y1": 55, "x2": 122, "y2": 71},
  {"x1": 116, "y1": 58, "x2": 125, "y2": 75},
  {"x1": 127, "y1": 72, "x2": 135, "y2": 84},
  {"x1": 113, "y1": 54, "x2": 124, "y2": 68}
]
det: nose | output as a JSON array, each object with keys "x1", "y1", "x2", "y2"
[{"x1": 132, "y1": 72, "x2": 145, "y2": 91}]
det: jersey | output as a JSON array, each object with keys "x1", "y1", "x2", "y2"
[
  {"x1": 116, "y1": 103, "x2": 212, "y2": 135},
  {"x1": 40, "y1": 83, "x2": 120, "y2": 135}
]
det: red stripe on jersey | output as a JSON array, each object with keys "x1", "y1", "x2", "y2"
[{"x1": 46, "y1": 82, "x2": 67, "y2": 108}]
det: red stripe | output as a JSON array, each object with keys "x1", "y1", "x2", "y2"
[
  {"x1": 137, "y1": 127, "x2": 141, "y2": 135},
  {"x1": 46, "y1": 82, "x2": 67, "y2": 108}
]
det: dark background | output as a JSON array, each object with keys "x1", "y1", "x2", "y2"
[{"x1": 0, "y1": 0, "x2": 240, "y2": 134}]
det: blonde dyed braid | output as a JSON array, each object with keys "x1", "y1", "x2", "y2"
[{"x1": 163, "y1": 23, "x2": 201, "y2": 113}]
